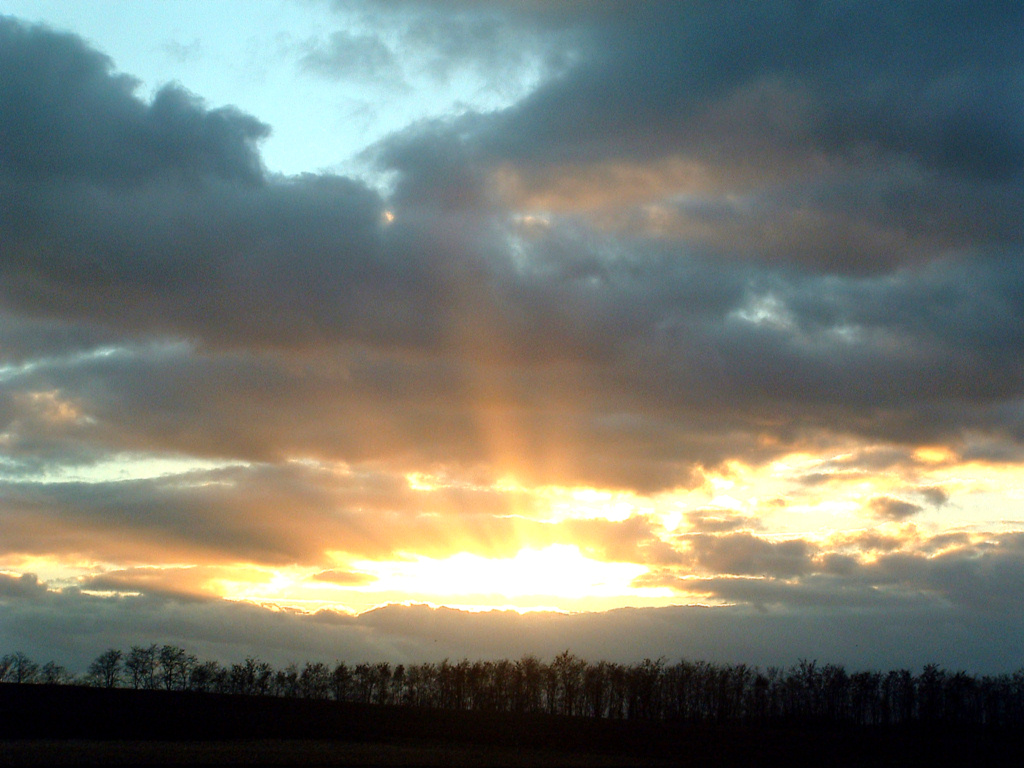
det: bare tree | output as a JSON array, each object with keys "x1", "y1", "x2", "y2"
[
  {"x1": 188, "y1": 660, "x2": 222, "y2": 693},
  {"x1": 0, "y1": 653, "x2": 13, "y2": 682},
  {"x1": 373, "y1": 662, "x2": 392, "y2": 705},
  {"x1": 5, "y1": 652, "x2": 39, "y2": 684},
  {"x1": 40, "y1": 661, "x2": 71, "y2": 685},
  {"x1": 551, "y1": 650, "x2": 587, "y2": 716},
  {"x1": 88, "y1": 648, "x2": 123, "y2": 688},
  {"x1": 273, "y1": 663, "x2": 300, "y2": 698},
  {"x1": 514, "y1": 655, "x2": 544, "y2": 714},
  {"x1": 300, "y1": 662, "x2": 331, "y2": 699},
  {"x1": 391, "y1": 663, "x2": 406, "y2": 706},
  {"x1": 125, "y1": 645, "x2": 158, "y2": 689},
  {"x1": 158, "y1": 645, "x2": 194, "y2": 691},
  {"x1": 352, "y1": 663, "x2": 373, "y2": 704},
  {"x1": 9, "y1": 642, "x2": 1024, "y2": 732},
  {"x1": 331, "y1": 662, "x2": 352, "y2": 702}
]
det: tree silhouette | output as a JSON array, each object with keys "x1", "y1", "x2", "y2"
[
  {"x1": 157, "y1": 645, "x2": 195, "y2": 690},
  {"x1": 300, "y1": 662, "x2": 331, "y2": 699},
  {"x1": 88, "y1": 648, "x2": 123, "y2": 688},
  {"x1": 125, "y1": 644, "x2": 159, "y2": 689},
  {"x1": 8, "y1": 642, "x2": 1024, "y2": 732},
  {"x1": 188, "y1": 659, "x2": 221, "y2": 693},
  {"x1": 40, "y1": 660, "x2": 71, "y2": 685},
  {"x1": 331, "y1": 661, "x2": 352, "y2": 702},
  {"x1": 5, "y1": 652, "x2": 40, "y2": 684}
]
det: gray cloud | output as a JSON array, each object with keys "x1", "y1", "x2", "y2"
[
  {"x1": 2, "y1": 3, "x2": 1024, "y2": 675},
  {"x1": 470, "y1": 2, "x2": 1024, "y2": 182},
  {"x1": 642, "y1": 532, "x2": 1024, "y2": 623},
  {"x1": 324, "y1": 0, "x2": 581, "y2": 90},
  {"x1": 311, "y1": 569, "x2": 376, "y2": 586},
  {"x1": 919, "y1": 487, "x2": 949, "y2": 507},
  {"x1": 300, "y1": 31, "x2": 403, "y2": 84},
  {"x1": 0, "y1": 572, "x2": 48, "y2": 599},
  {"x1": 0, "y1": 459, "x2": 534, "y2": 566},
  {"x1": 866, "y1": 535, "x2": 1024, "y2": 614},
  {"x1": 3, "y1": 584, "x2": 1023, "y2": 675},
  {"x1": 4, "y1": 10, "x2": 1024, "y2": 494},
  {"x1": 681, "y1": 533, "x2": 815, "y2": 578},
  {"x1": 869, "y1": 496, "x2": 924, "y2": 521},
  {"x1": 685, "y1": 510, "x2": 760, "y2": 534},
  {"x1": 0, "y1": 17, "x2": 267, "y2": 186}
]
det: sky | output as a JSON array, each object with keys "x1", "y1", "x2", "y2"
[{"x1": 2, "y1": 0, "x2": 1024, "y2": 675}]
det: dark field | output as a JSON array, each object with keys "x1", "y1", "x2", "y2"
[
  {"x1": 2, "y1": 684, "x2": 1023, "y2": 766},
  {"x1": 0, "y1": 739, "x2": 661, "y2": 767}
]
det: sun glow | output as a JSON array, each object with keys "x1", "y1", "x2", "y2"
[
  {"x1": 355, "y1": 544, "x2": 650, "y2": 601},
  {"x1": 200, "y1": 545, "x2": 670, "y2": 615}
]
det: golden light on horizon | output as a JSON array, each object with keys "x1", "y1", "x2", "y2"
[
  {"x1": 10, "y1": 445, "x2": 1021, "y2": 619},
  {"x1": 199, "y1": 545, "x2": 673, "y2": 616},
  {"x1": 353, "y1": 544, "x2": 652, "y2": 601},
  {"x1": 913, "y1": 445, "x2": 956, "y2": 464}
]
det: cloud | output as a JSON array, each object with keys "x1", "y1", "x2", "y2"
[
  {"x1": 160, "y1": 38, "x2": 203, "y2": 65},
  {"x1": 300, "y1": 31, "x2": 403, "y2": 84},
  {"x1": 311, "y1": 569, "x2": 376, "y2": 586},
  {"x1": 865, "y1": 534, "x2": 1024, "y2": 614},
  {"x1": 560, "y1": 515, "x2": 681, "y2": 565},
  {"x1": 869, "y1": 496, "x2": 924, "y2": 521},
  {"x1": 324, "y1": 0, "x2": 580, "y2": 91},
  {"x1": 685, "y1": 509, "x2": 760, "y2": 534},
  {"x1": 0, "y1": 17, "x2": 268, "y2": 186},
  {"x1": 919, "y1": 487, "x2": 950, "y2": 507},
  {"x1": 2, "y1": 4, "x2": 1024, "y2": 675},
  {"x1": 0, "y1": 460, "x2": 524, "y2": 567},
  {"x1": 80, "y1": 566, "x2": 234, "y2": 602},
  {"x1": 0, "y1": 572, "x2": 47, "y2": 599},
  {"x1": 3, "y1": 581, "x2": 1024, "y2": 675},
  {"x1": 636, "y1": 531, "x2": 1024, "y2": 624},
  {"x1": 468, "y1": 2, "x2": 1024, "y2": 182},
  {"x1": 5, "y1": 10, "x2": 1024, "y2": 498},
  {"x1": 681, "y1": 533, "x2": 815, "y2": 578}
]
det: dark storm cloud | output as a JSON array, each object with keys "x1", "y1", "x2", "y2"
[
  {"x1": 1, "y1": 0, "x2": 1024, "y2": 596},
  {"x1": 80, "y1": 566, "x2": 223, "y2": 602},
  {"x1": 625, "y1": 532, "x2": 1024, "y2": 636},
  {"x1": 0, "y1": 17, "x2": 267, "y2": 186},
  {"x1": 0, "y1": 171, "x2": 399, "y2": 350},
  {"x1": 1, "y1": 16, "x2": 437, "y2": 354},
  {"x1": 472, "y1": 1, "x2": 1024, "y2": 181},
  {"x1": 0, "y1": 341, "x2": 476, "y2": 467},
  {"x1": 4, "y1": 5, "x2": 1024, "y2": 495},
  {"x1": 3, "y1": 1, "x2": 1024, "y2": 681},
  {"x1": 355, "y1": 10, "x2": 1024, "y2": 467},
  {"x1": 357, "y1": 0, "x2": 1024, "y2": 419},
  {"x1": 649, "y1": 573, "x2": 907, "y2": 612},
  {"x1": 830, "y1": 530, "x2": 904, "y2": 554},
  {"x1": 648, "y1": 532, "x2": 1024, "y2": 620}
]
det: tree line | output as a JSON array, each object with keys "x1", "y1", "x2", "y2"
[{"x1": 4, "y1": 647, "x2": 1024, "y2": 728}]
